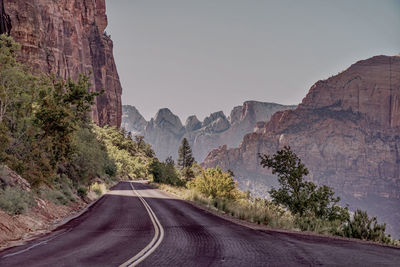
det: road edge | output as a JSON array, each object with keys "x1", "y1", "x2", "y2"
[{"x1": 150, "y1": 183, "x2": 400, "y2": 250}]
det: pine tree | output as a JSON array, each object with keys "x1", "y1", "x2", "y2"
[{"x1": 177, "y1": 138, "x2": 194, "y2": 169}]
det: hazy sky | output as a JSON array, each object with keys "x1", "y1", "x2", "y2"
[{"x1": 105, "y1": 0, "x2": 400, "y2": 121}]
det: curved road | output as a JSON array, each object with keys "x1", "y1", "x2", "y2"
[{"x1": 0, "y1": 181, "x2": 399, "y2": 266}]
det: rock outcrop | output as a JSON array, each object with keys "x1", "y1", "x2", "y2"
[
  {"x1": 203, "y1": 55, "x2": 400, "y2": 238},
  {"x1": 122, "y1": 102, "x2": 296, "y2": 161},
  {"x1": 3, "y1": 0, "x2": 122, "y2": 127}
]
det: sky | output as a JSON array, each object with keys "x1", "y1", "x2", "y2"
[{"x1": 105, "y1": 0, "x2": 400, "y2": 121}]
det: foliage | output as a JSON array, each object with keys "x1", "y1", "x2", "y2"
[
  {"x1": 343, "y1": 209, "x2": 391, "y2": 244},
  {"x1": 65, "y1": 125, "x2": 116, "y2": 187},
  {"x1": 295, "y1": 215, "x2": 346, "y2": 235},
  {"x1": 149, "y1": 158, "x2": 183, "y2": 186},
  {"x1": 90, "y1": 182, "x2": 107, "y2": 196},
  {"x1": 188, "y1": 167, "x2": 242, "y2": 199},
  {"x1": 77, "y1": 186, "x2": 88, "y2": 198},
  {"x1": 94, "y1": 126, "x2": 154, "y2": 179},
  {"x1": 259, "y1": 146, "x2": 348, "y2": 221},
  {"x1": 0, "y1": 186, "x2": 35, "y2": 215},
  {"x1": 0, "y1": 34, "x2": 104, "y2": 188},
  {"x1": 0, "y1": 35, "x2": 122, "y2": 212},
  {"x1": 41, "y1": 188, "x2": 70, "y2": 205},
  {"x1": 259, "y1": 146, "x2": 395, "y2": 244},
  {"x1": 177, "y1": 138, "x2": 195, "y2": 169}
]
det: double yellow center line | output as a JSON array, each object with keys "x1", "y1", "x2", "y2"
[{"x1": 119, "y1": 182, "x2": 165, "y2": 267}]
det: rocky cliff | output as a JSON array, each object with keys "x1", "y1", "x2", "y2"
[
  {"x1": 122, "y1": 102, "x2": 296, "y2": 161},
  {"x1": 203, "y1": 55, "x2": 400, "y2": 238},
  {"x1": 145, "y1": 108, "x2": 185, "y2": 160},
  {"x1": 2, "y1": 0, "x2": 122, "y2": 127},
  {"x1": 121, "y1": 105, "x2": 147, "y2": 136}
]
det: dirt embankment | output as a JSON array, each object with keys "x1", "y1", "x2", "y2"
[
  {"x1": 0, "y1": 197, "x2": 88, "y2": 250},
  {"x1": 0, "y1": 165, "x2": 99, "y2": 251}
]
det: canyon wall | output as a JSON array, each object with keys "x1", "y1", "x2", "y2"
[
  {"x1": 203, "y1": 55, "x2": 400, "y2": 238},
  {"x1": 3, "y1": 0, "x2": 122, "y2": 127},
  {"x1": 122, "y1": 101, "x2": 296, "y2": 161}
]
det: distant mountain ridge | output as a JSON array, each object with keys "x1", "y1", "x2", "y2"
[
  {"x1": 122, "y1": 101, "x2": 296, "y2": 161},
  {"x1": 203, "y1": 55, "x2": 400, "y2": 238}
]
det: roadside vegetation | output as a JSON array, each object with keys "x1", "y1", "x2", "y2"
[
  {"x1": 150, "y1": 138, "x2": 398, "y2": 246},
  {"x1": 0, "y1": 35, "x2": 155, "y2": 215},
  {"x1": 0, "y1": 34, "x2": 397, "y2": 246}
]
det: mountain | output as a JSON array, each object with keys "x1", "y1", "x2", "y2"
[
  {"x1": 2, "y1": 0, "x2": 122, "y2": 127},
  {"x1": 145, "y1": 108, "x2": 186, "y2": 160},
  {"x1": 121, "y1": 105, "x2": 147, "y2": 136},
  {"x1": 122, "y1": 102, "x2": 296, "y2": 161},
  {"x1": 203, "y1": 55, "x2": 400, "y2": 238}
]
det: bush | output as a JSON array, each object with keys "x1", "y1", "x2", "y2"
[
  {"x1": 77, "y1": 186, "x2": 88, "y2": 198},
  {"x1": 188, "y1": 167, "x2": 241, "y2": 199},
  {"x1": 90, "y1": 182, "x2": 106, "y2": 196},
  {"x1": 295, "y1": 215, "x2": 344, "y2": 235},
  {"x1": 41, "y1": 189, "x2": 70, "y2": 205},
  {"x1": 343, "y1": 209, "x2": 391, "y2": 244},
  {"x1": 0, "y1": 187, "x2": 35, "y2": 215}
]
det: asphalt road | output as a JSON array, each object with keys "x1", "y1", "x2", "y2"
[{"x1": 0, "y1": 181, "x2": 399, "y2": 266}]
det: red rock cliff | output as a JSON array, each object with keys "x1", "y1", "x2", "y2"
[
  {"x1": 203, "y1": 55, "x2": 400, "y2": 237},
  {"x1": 3, "y1": 0, "x2": 122, "y2": 127}
]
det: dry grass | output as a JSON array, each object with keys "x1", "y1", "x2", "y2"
[
  {"x1": 90, "y1": 182, "x2": 107, "y2": 196},
  {"x1": 155, "y1": 183, "x2": 295, "y2": 230}
]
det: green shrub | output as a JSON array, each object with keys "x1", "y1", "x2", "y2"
[
  {"x1": 188, "y1": 167, "x2": 242, "y2": 199},
  {"x1": 343, "y1": 209, "x2": 391, "y2": 244},
  {"x1": 295, "y1": 215, "x2": 345, "y2": 235},
  {"x1": 149, "y1": 159, "x2": 183, "y2": 186},
  {"x1": 77, "y1": 186, "x2": 88, "y2": 198},
  {"x1": 0, "y1": 187, "x2": 35, "y2": 215},
  {"x1": 90, "y1": 182, "x2": 106, "y2": 196},
  {"x1": 41, "y1": 188, "x2": 70, "y2": 205}
]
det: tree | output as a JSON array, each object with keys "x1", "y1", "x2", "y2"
[
  {"x1": 149, "y1": 157, "x2": 182, "y2": 186},
  {"x1": 259, "y1": 146, "x2": 346, "y2": 220},
  {"x1": 177, "y1": 138, "x2": 194, "y2": 169},
  {"x1": 0, "y1": 34, "x2": 34, "y2": 124}
]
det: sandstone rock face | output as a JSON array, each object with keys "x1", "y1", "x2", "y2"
[
  {"x1": 121, "y1": 105, "x2": 147, "y2": 136},
  {"x1": 122, "y1": 102, "x2": 296, "y2": 161},
  {"x1": 4, "y1": 0, "x2": 122, "y2": 127},
  {"x1": 203, "y1": 55, "x2": 400, "y2": 238}
]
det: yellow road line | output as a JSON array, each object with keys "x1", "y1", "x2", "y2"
[{"x1": 119, "y1": 182, "x2": 165, "y2": 267}]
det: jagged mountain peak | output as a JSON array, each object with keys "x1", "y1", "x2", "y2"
[
  {"x1": 202, "y1": 111, "x2": 227, "y2": 127},
  {"x1": 154, "y1": 108, "x2": 183, "y2": 128},
  {"x1": 122, "y1": 101, "x2": 295, "y2": 161},
  {"x1": 185, "y1": 115, "x2": 201, "y2": 132},
  {"x1": 121, "y1": 105, "x2": 147, "y2": 135}
]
